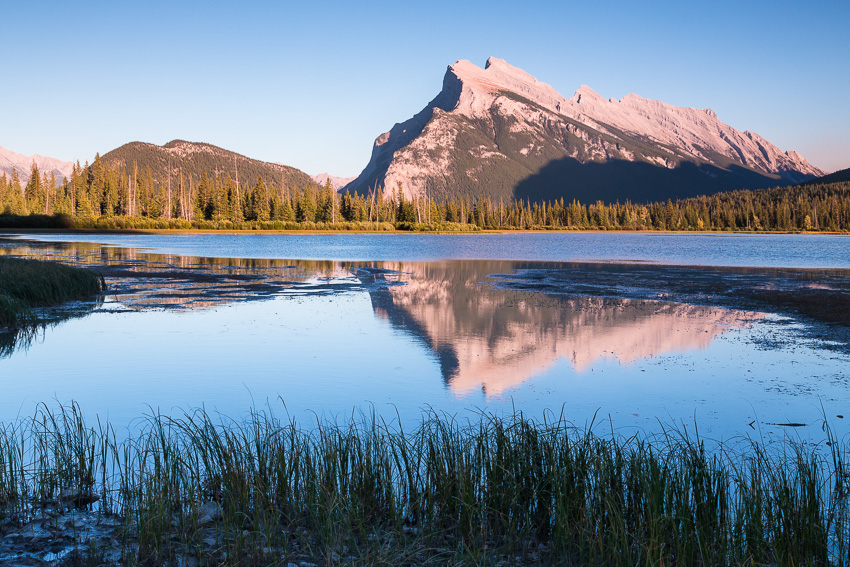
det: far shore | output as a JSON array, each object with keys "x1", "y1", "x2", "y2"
[{"x1": 2, "y1": 227, "x2": 848, "y2": 236}]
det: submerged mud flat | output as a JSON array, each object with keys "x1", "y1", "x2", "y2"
[{"x1": 0, "y1": 236, "x2": 848, "y2": 442}]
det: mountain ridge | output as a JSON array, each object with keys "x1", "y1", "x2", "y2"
[
  {"x1": 312, "y1": 173, "x2": 356, "y2": 191},
  {"x1": 0, "y1": 145, "x2": 75, "y2": 185},
  {"x1": 812, "y1": 167, "x2": 850, "y2": 185},
  {"x1": 101, "y1": 140, "x2": 315, "y2": 192},
  {"x1": 345, "y1": 57, "x2": 823, "y2": 202}
]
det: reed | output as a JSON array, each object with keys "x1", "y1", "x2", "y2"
[
  {"x1": 0, "y1": 402, "x2": 847, "y2": 566},
  {"x1": 0, "y1": 256, "x2": 105, "y2": 327}
]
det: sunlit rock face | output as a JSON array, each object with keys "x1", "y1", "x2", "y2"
[
  {"x1": 367, "y1": 261, "x2": 759, "y2": 397},
  {"x1": 345, "y1": 57, "x2": 823, "y2": 203}
]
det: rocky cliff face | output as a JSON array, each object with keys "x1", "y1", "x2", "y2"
[
  {"x1": 0, "y1": 145, "x2": 75, "y2": 185},
  {"x1": 346, "y1": 58, "x2": 823, "y2": 202}
]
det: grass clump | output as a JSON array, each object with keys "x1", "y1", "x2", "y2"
[
  {"x1": 0, "y1": 256, "x2": 105, "y2": 327},
  {"x1": 0, "y1": 403, "x2": 848, "y2": 565}
]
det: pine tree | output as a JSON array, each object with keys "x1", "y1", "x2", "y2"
[
  {"x1": 316, "y1": 179, "x2": 335, "y2": 223},
  {"x1": 196, "y1": 170, "x2": 211, "y2": 220},
  {"x1": 24, "y1": 162, "x2": 42, "y2": 214},
  {"x1": 296, "y1": 186, "x2": 317, "y2": 222},
  {"x1": 226, "y1": 176, "x2": 243, "y2": 223},
  {"x1": 253, "y1": 177, "x2": 270, "y2": 221}
]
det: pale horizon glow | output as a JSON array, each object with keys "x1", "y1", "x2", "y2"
[{"x1": 4, "y1": 0, "x2": 848, "y2": 177}]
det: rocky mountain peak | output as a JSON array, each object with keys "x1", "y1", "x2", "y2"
[
  {"x1": 483, "y1": 56, "x2": 507, "y2": 70},
  {"x1": 312, "y1": 173, "x2": 356, "y2": 191},
  {"x1": 448, "y1": 58, "x2": 566, "y2": 117},
  {"x1": 573, "y1": 84, "x2": 606, "y2": 104},
  {"x1": 345, "y1": 57, "x2": 824, "y2": 201}
]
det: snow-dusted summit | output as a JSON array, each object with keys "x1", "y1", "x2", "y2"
[
  {"x1": 346, "y1": 57, "x2": 823, "y2": 202},
  {"x1": 312, "y1": 173, "x2": 356, "y2": 191},
  {"x1": 0, "y1": 145, "x2": 75, "y2": 185}
]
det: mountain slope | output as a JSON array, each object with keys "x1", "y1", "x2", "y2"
[
  {"x1": 0, "y1": 145, "x2": 75, "y2": 184},
  {"x1": 346, "y1": 58, "x2": 823, "y2": 202},
  {"x1": 102, "y1": 140, "x2": 314, "y2": 191},
  {"x1": 812, "y1": 167, "x2": 850, "y2": 185}
]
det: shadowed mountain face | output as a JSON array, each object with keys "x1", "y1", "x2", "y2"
[
  {"x1": 361, "y1": 261, "x2": 757, "y2": 396},
  {"x1": 513, "y1": 158, "x2": 795, "y2": 204},
  {"x1": 346, "y1": 58, "x2": 822, "y2": 202}
]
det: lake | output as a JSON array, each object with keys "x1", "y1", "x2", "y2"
[{"x1": 1, "y1": 231, "x2": 848, "y2": 442}]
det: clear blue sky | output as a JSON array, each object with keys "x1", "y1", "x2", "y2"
[{"x1": 4, "y1": 0, "x2": 848, "y2": 175}]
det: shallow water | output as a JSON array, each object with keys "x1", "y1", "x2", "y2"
[{"x1": 1, "y1": 233, "x2": 848, "y2": 442}]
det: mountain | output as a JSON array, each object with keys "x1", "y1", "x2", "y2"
[
  {"x1": 102, "y1": 140, "x2": 314, "y2": 191},
  {"x1": 812, "y1": 167, "x2": 850, "y2": 185},
  {"x1": 345, "y1": 57, "x2": 823, "y2": 203},
  {"x1": 312, "y1": 173, "x2": 356, "y2": 191},
  {"x1": 0, "y1": 145, "x2": 75, "y2": 185}
]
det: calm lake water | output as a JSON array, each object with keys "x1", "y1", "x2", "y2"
[
  {"x1": 11, "y1": 231, "x2": 850, "y2": 267},
  {"x1": 1, "y1": 232, "x2": 849, "y2": 441}
]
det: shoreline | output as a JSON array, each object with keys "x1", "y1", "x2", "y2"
[
  {"x1": 2, "y1": 227, "x2": 849, "y2": 236},
  {"x1": 0, "y1": 403, "x2": 844, "y2": 566}
]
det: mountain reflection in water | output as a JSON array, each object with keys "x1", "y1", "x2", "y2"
[
  {"x1": 1, "y1": 239, "x2": 760, "y2": 393},
  {"x1": 362, "y1": 262, "x2": 759, "y2": 396}
]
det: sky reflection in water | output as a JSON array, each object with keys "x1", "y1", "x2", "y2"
[{"x1": 0, "y1": 236, "x2": 848, "y2": 442}]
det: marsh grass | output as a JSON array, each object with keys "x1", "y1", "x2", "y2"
[
  {"x1": 0, "y1": 403, "x2": 848, "y2": 566},
  {"x1": 0, "y1": 256, "x2": 105, "y2": 328}
]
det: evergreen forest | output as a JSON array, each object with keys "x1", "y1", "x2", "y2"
[{"x1": 1, "y1": 157, "x2": 848, "y2": 232}]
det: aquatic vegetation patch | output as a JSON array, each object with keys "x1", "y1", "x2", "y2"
[
  {"x1": 0, "y1": 403, "x2": 847, "y2": 566},
  {"x1": 0, "y1": 256, "x2": 105, "y2": 328}
]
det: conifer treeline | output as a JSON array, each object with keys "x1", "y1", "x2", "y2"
[{"x1": 1, "y1": 157, "x2": 848, "y2": 232}]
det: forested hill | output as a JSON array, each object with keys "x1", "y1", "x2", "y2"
[
  {"x1": 101, "y1": 140, "x2": 314, "y2": 192},
  {"x1": 813, "y1": 167, "x2": 850, "y2": 185}
]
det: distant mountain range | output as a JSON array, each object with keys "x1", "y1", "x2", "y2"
[
  {"x1": 101, "y1": 140, "x2": 314, "y2": 191},
  {"x1": 345, "y1": 57, "x2": 825, "y2": 202},
  {"x1": 312, "y1": 173, "x2": 356, "y2": 191},
  {"x1": 0, "y1": 145, "x2": 74, "y2": 184}
]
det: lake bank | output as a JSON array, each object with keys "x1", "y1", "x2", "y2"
[
  {"x1": 5, "y1": 226, "x2": 850, "y2": 237},
  {"x1": 0, "y1": 403, "x2": 846, "y2": 567}
]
